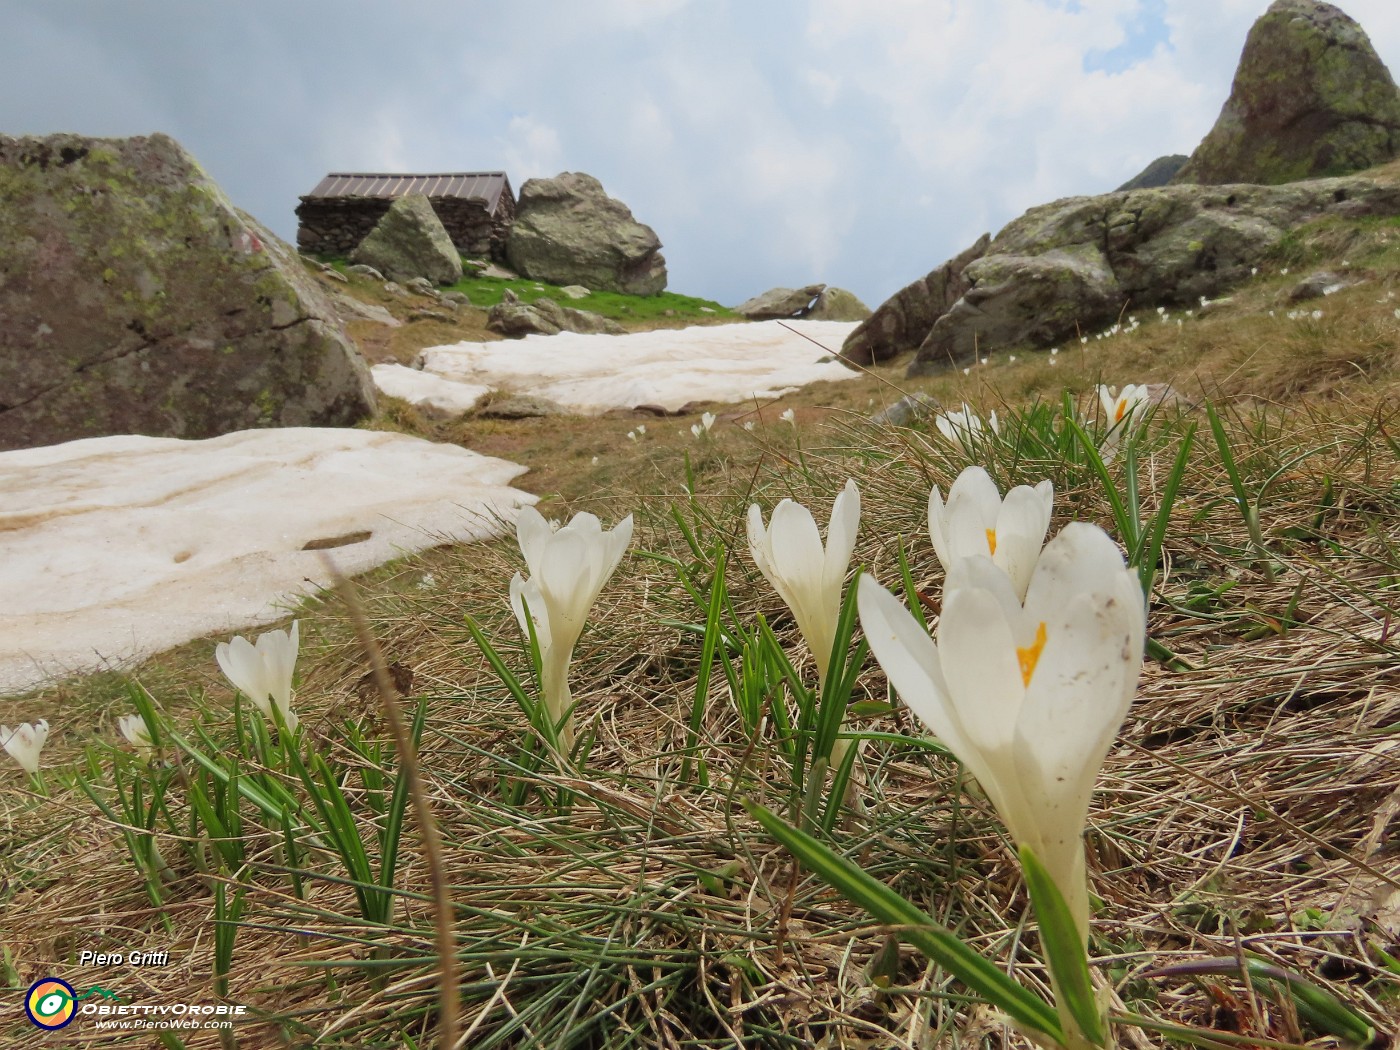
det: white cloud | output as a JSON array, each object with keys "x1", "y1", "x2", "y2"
[
  {"x1": 499, "y1": 115, "x2": 565, "y2": 181},
  {"x1": 803, "y1": 69, "x2": 842, "y2": 106}
]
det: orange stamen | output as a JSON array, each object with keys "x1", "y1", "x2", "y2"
[
  {"x1": 986, "y1": 528, "x2": 997, "y2": 555},
  {"x1": 1017, "y1": 622, "x2": 1048, "y2": 688},
  {"x1": 1115, "y1": 400, "x2": 1128, "y2": 423}
]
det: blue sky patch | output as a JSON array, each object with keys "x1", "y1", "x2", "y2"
[{"x1": 1084, "y1": 0, "x2": 1171, "y2": 74}]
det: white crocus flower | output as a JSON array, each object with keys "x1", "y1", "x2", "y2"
[
  {"x1": 857, "y1": 522, "x2": 1145, "y2": 941},
  {"x1": 510, "y1": 506, "x2": 633, "y2": 750},
  {"x1": 1097, "y1": 383, "x2": 1152, "y2": 465},
  {"x1": 215, "y1": 622, "x2": 300, "y2": 733},
  {"x1": 934, "y1": 404, "x2": 999, "y2": 447},
  {"x1": 1098, "y1": 383, "x2": 1150, "y2": 431},
  {"x1": 746, "y1": 480, "x2": 860, "y2": 690},
  {"x1": 117, "y1": 715, "x2": 154, "y2": 760},
  {"x1": 2, "y1": 719, "x2": 49, "y2": 775},
  {"x1": 780, "y1": 408, "x2": 796, "y2": 424},
  {"x1": 929, "y1": 467, "x2": 1053, "y2": 600}
]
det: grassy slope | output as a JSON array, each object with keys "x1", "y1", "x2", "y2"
[{"x1": 3, "y1": 191, "x2": 1400, "y2": 1048}]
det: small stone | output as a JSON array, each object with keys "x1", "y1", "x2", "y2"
[
  {"x1": 869, "y1": 393, "x2": 939, "y2": 426},
  {"x1": 475, "y1": 394, "x2": 568, "y2": 419}
]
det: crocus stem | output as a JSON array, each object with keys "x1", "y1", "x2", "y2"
[{"x1": 542, "y1": 652, "x2": 575, "y2": 753}]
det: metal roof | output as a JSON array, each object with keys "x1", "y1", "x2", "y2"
[{"x1": 305, "y1": 172, "x2": 510, "y2": 211}]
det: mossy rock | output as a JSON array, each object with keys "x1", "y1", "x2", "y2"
[
  {"x1": 1174, "y1": 0, "x2": 1400, "y2": 186},
  {"x1": 0, "y1": 132, "x2": 376, "y2": 451},
  {"x1": 900, "y1": 174, "x2": 1400, "y2": 374}
]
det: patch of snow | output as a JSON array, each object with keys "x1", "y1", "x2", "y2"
[
  {"x1": 0, "y1": 428, "x2": 535, "y2": 696},
  {"x1": 373, "y1": 362, "x2": 490, "y2": 417},
  {"x1": 398, "y1": 320, "x2": 860, "y2": 414}
]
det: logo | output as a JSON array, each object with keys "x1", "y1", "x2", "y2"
[{"x1": 25, "y1": 978, "x2": 77, "y2": 1029}]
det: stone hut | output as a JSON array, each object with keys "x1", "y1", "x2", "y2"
[{"x1": 296, "y1": 172, "x2": 515, "y2": 260}]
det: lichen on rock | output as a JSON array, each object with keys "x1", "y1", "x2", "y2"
[
  {"x1": 1173, "y1": 0, "x2": 1400, "y2": 186},
  {"x1": 0, "y1": 132, "x2": 376, "y2": 451}
]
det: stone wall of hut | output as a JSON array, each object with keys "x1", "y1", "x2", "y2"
[{"x1": 296, "y1": 196, "x2": 513, "y2": 261}]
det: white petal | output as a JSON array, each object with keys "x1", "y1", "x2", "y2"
[
  {"x1": 515, "y1": 504, "x2": 555, "y2": 575},
  {"x1": 538, "y1": 530, "x2": 598, "y2": 654},
  {"x1": 767, "y1": 500, "x2": 825, "y2": 595},
  {"x1": 858, "y1": 577, "x2": 1009, "y2": 806},
  {"x1": 602, "y1": 515, "x2": 634, "y2": 581},
  {"x1": 928, "y1": 484, "x2": 951, "y2": 569},
  {"x1": 746, "y1": 504, "x2": 776, "y2": 585},
  {"x1": 936, "y1": 582, "x2": 1025, "y2": 758},
  {"x1": 857, "y1": 577, "x2": 961, "y2": 749},
  {"x1": 822, "y1": 480, "x2": 860, "y2": 596},
  {"x1": 1024, "y1": 523, "x2": 1138, "y2": 632},
  {"x1": 994, "y1": 483, "x2": 1054, "y2": 598},
  {"x1": 217, "y1": 635, "x2": 271, "y2": 713},
  {"x1": 941, "y1": 468, "x2": 1003, "y2": 564},
  {"x1": 509, "y1": 572, "x2": 553, "y2": 650}
]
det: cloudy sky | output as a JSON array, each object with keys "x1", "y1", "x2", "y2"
[{"x1": 4, "y1": 1, "x2": 1400, "y2": 309}]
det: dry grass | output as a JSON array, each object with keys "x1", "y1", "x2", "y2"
[{"x1": 3, "y1": 221, "x2": 1400, "y2": 1049}]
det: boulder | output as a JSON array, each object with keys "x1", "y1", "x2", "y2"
[
  {"x1": 475, "y1": 393, "x2": 567, "y2": 419},
  {"x1": 331, "y1": 292, "x2": 402, "y2": 328},
  {"x1": 734, "y1": 284, "x2": 826, "y2": 319},
  {"x1": 840, "y1": 235, "x2": 991, "y2": 366},
  {"x1": 1174, "y1": 0, "x2": 1400, "y2": 186},
  {"x1": 405, "y1": 276, "x2": 441, "y2": 297},
  {"x1": 1287, "y1": 270, "x2": 1353, "y2": 300},
  {"x1": 916, "y1": 245, "x2": 1119, "y2": 371},
  {"x1": 1116, "y1": 155, "x2": 1189, "y2": 191},
  {"x1": 902, "y1": 177, "x2": 1400, "y2": 375},
  {"x1": 808, "y1": 286, "x2": 872, "y2": 321},
  {"x1": 869, "y1": 393, "x2": 939, "y2": 426},
  {"x1": 559, "y1": 285, "x2": 591, "y2": 300},
  {"x1": 486, "y1": 291, "x2": 625, "y2": 338},
  {"x1": 506, "y1": 172, "x2": 667, "y2": 295},
  {"x1": 0, "y1": 133, "x2": 376, "y2": 452},
  {"x1": 350, "y1": 194, "x2": 463, "y2": 286}
]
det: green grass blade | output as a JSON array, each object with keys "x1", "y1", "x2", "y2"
[
  {"x1": 1020, "y1": 845, "x2": 1105, "y2": 1046},
  {"x1": 681, "y1": 543, "x2": 727, "y2": 785},
  {"x1": 747, "y1": 801, "x2": 1063, "y2": 1040}
]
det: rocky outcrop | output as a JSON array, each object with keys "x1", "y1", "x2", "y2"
[
  {"x1": 486, "y1": 291, "x2": 625, "y2": 337},
  {"x1": 899, "y1": 176, "x2": 1400, "y2": 376},
  {"x1": 1174, "y1": 0, "x2": 1400, "y2": 186},
  {"x1": 506, "y1": 173, "x2": 667, "y2": 295},
  {"x1": 734, "y1": 285, "x2": 825, "y2": 319},
  {"x1": 1117, "y1": 155, "x2": 1189, "y2": 191},
  {"x1": 840, "y1": 235, "x2": 990, "y2": 366},
  {"x1": 807, "y1": 286, "x2": 872, "y2": 321},
  {"x1": 734, "y1": 284, "x2": 871, "y2": 322},
  {"x1": 0, "y1": 133, "x2": 376, "y2": 451},
  {"x1": 350, "y1": 194, "x2": 463, "y2": 285}
]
